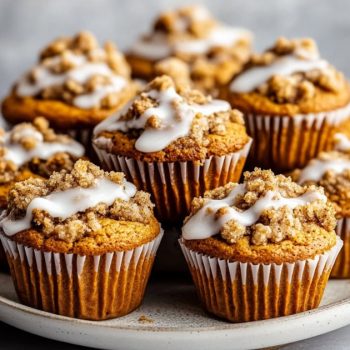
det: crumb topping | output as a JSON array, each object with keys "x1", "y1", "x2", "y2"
[
  {"x1": 4, "y1": 160, "x2": 155, "y2": 242},
  {"x1": 131, "y1": 5, "x2": 252, "y2": 91},
  {"x1": 292, "y1": 151, "x2": 350, "y2": 216},
  {"x1": 15, "y1": 31, "x2": 131, "y2": 109},
  {"x1": 233, "y1": 37, "x2": 345, "y2": 104},
  {"x1": 94, "y1": 75, "x2": 244, "y2": 153},
  {"x1": 183, "y1": 168, "x2": 336, "y2": 245},
  {"x1": 0, "y1": 117, "x2": 84, "y2": 183}
]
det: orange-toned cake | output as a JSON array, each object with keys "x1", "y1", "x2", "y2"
[
  {"x1": 180, "y1": 168, "x2": 342, "y2": 322},
  {"x1": 223, "y1": 37, "x2": 350, "y2": 172},
  {"x1": 93, "y1": 75, "x2": 252, "y2": 224},
  {"x1": 292, "y1": 147, "x2": 350, "y2": 278},
  {"x1": 127, "y1": 5, "x2": 252, "y2": 94},
  {"x1": 0, "y1": 117, "x2": 84, "y2": 267},
  {"x1": 2, "y1": 31, "x2": 136, "y2": 149},
  {"x1": 0, "y1": 160, "x2": 163, "y2": 320}
]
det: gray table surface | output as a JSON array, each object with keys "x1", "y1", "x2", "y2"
[{"x1": 1, "y1": 0, "x2": 350, "y2": 348}]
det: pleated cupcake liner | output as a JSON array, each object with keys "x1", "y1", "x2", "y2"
[
  {"x1": 179, "y1": 237, "x2": 343, "y2": 323},
  {"x1": 244, "y1": 103, "x2": 350, "y2": 172},
  {"x1": 331, "y1": 218, "x2": 350, "y2": 278},
  {"x1": 93, "y1": 138, "x2": 252, "y2": 224},
  {"x1": 1, "y1": 230, "x2": 163, "y2": 320}
]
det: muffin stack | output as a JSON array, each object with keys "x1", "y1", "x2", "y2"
[{"x1": 0, "y1": 4, "x2": 349, "y2": 324}]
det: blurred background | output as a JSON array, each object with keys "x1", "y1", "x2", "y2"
[{"x1": 0, "y1": 0, "x2": 349, "y2": 99}]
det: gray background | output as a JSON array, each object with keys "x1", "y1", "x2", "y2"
[{"x1": 1, "y1": 0, "x2": 350, "y2": 348}]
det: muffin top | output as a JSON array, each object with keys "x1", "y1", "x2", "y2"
[
  {"x1": 228, "y1": 37, "x2": 350, "y2": 115},
  {"x1": 13, "y1": 31, "x2": 132, "y2": 110},
  {"x1": 1, "y1": 160, "x2": 160, "y2": 254},
  {"x1": 130, "y1": 5, "x2": 252, "y2": 62},
  {"x1": 292, "y1": 151, "x2": 350, "y2": 218},
  {"x1": 182, "y1": 168, "x2": 337, "y2": 264},
  {"x1": 93, "y1": 75, "x2": 250, "y2": 162}
]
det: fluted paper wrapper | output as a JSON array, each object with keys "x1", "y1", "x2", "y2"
[
  {"x1": 1, "y1": 231, "x2": 163, "y2": 320},
  {"x1": 244, "y1": 103, "x2": 350, "y2": 172},
  {"x1": 179, "y1": 237, "x2": 342, "y2": 322},
  {"x1": 93, "y1": 139, "x2": 252, "y2": 224},
  {"x1": 331, "y1": 218, "x2": 350, "y2": 278}
]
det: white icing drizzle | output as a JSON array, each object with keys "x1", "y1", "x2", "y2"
[
  {"x1": 182, "y1": 184, "x2": 326, "y2": 240},
  {"x1": 16, "y1": 52, "x2": 127, "y2": 109},
  {"x1": 298, "y1": 157, "x2": 350, "y2": 183},
  {"x1": 131, "y1": 26, "x2": 251, "y2": 60},
  {"x1": 334, "y1": 133, "x2": 350, "y2": 152},
  {"x1": 1, "y1": 178, "x2": 136, "y2": 236},
  {"x1": 230, "y1": 55, "x2": 329, "y2": 93},
  {"x1": 94, "y1": 87, "x2": 230, "y2": 153},
  {"x1": 3, "y1": 128, "x2": 84, "y2": 167}
]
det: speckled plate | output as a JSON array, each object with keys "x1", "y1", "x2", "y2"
[{"x1": 1, "y1": 273, "x2": 350, "y2": 350}]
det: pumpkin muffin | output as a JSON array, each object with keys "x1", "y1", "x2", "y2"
[
  {"x1": 0, "y1": 159, "x2": 163, "y2": 320},
  {"x1": 292, "y1": 150, "x2": 350, "y2": 278},
  {"x1": 93, "y1": 75, "x2": 252, "y2": 224},
  {"x1": 0, "y1": 116, "x2": 84, "y2": 268},
  {"x1": 127, "y1": 5, "x2": 252, "y2": 94},
  {"x1": 223, "y1": 37, "x2": 350, "y2": 172},
  {"x1": 180, "y1": 168, "x2": 342, "y2": 322},
  {"x1": 1, "y1": 31, "x2": 136, "y2": 150}
]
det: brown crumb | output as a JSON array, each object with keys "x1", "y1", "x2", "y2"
[
  {"x1": 245, "y1": 37, "x2": 344, "y2": 103},
  {"x1": 138, "y1": 315, "x2": 154, "y2": 324},
  {"x1": 6, "y1": 160, "x2": 155, "y2": 243},
  {"x1": 186, "y1": 168, "x2": 336, "y2": 245}
]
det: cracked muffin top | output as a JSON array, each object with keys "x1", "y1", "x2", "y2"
[
  {"x1": 226, "y1": 37, "x2": 350, "y2": 115},
  {"x1": 182, "y1": 168, "x2": 337, "y2": 264},
  {"x1": 1, "y1": 160, "x2": 160, "y2": 254},
  {"x1": 93, "y1": 75, "x2": 250, "y2": 162}
]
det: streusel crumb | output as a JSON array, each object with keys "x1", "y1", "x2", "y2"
[
  {"x1": 292, "y1": 151, "x2": 350, "y2": 216},
  {"x1": 7, "y1": 160, "x2": 155, "y2": 242},
  {"x1": 249, "y1": 38, "x2": 345, "y2": 104},
  {"x1": 119, "y1": 75, "x2": 244, "y2": 147},
  {"x1": 0, "y1": 117, "x2": 81, "y2": 183},
  {"x1": 18, "y1": 31, "x2": 131, "y2": 109},
  {"x1": 186, "y1": 168, "x2": 336, "y2": 245}
]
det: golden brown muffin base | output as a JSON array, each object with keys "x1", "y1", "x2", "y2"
[
  {"x1": 11, "y1": 217, "x2": 160, "y2": 255},
  {"x1": 331, "y1": 217, "x2": 350, "y2": 278},
  {"x1": 186, "y1": 253, "x2": 332, "y2": 322},
  {"x1": 2, "y1": 83, "x2": 136, "y2": 129},
  {"x1": 183, "y1": 226, "x2": 336, "y2": 265},
  {"x1": 4, "y1": 231, "x2": 161, "y2": 320}
]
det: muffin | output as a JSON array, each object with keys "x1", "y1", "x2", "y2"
[
  {"x1": 1, "y1": 31, "x2": 136, "y2": 150},
  {"x1": 0, "y1": 160, "x2": 163, "y2": 320},
  {"x1": 0, "y1": 117, "x2": 84, "y2": 268},
  {"x1": 127, "y1": 5, "x2": 252, "y2": 94},
  {"x1": 292, "y1": 150, "x2": 350, "y2": 278},
  {"x1": 223, "y1": 37, "x2": 350, "y2": 172},
  {"x1": 93, "y1": 75, "x2": 252, "y2": 224},
  {"x1": 180, "y1": 168, "x2": 342, "y2": 322}
]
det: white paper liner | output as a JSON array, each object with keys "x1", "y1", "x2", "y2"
[
  {"x1": 179, "y1": 237, "x2": 342, "y2": 321},
  {"x1": 1, "y1": 230, "x2": 163, "y2": 277},
  {"x1": 331, "y1": 217, "x2": 350, "y2": 277},
  {"x1": 244, "y1": 102, "x2": 350, "y2": 171},
  {"x1": 93, "y1": 139, "x2": 252, "y2": 222}
]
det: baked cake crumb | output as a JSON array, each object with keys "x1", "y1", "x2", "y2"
[{"x1": 138, "y1": 315, "x2": 154, "y2": 324}]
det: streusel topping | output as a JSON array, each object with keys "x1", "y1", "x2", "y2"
[
  {"x1": 0, "y1": 117, "x2": 84, "y2": 183},
  {"x1": 230, "y1": 37, "x2": 346, "y2": 104},
  {"x1": 94, "y1": 75, "x2": 244, "y2": 153},
  {"x1": 293, "y1": 151, "x2": 350, "y2": 216},
  {"x1": 183, "y1": 168, "x2": 335, "y2": 245},
  {"x1": 15, "y1": 31, "x2": 131, "y2": 109},
  {"x1": 2, "y1": 160, "x2": 155, "y2": 242}
]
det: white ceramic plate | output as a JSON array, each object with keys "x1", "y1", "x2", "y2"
[{"x1": 1, "y1": 272, "x2": 350, "y2": 350}]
